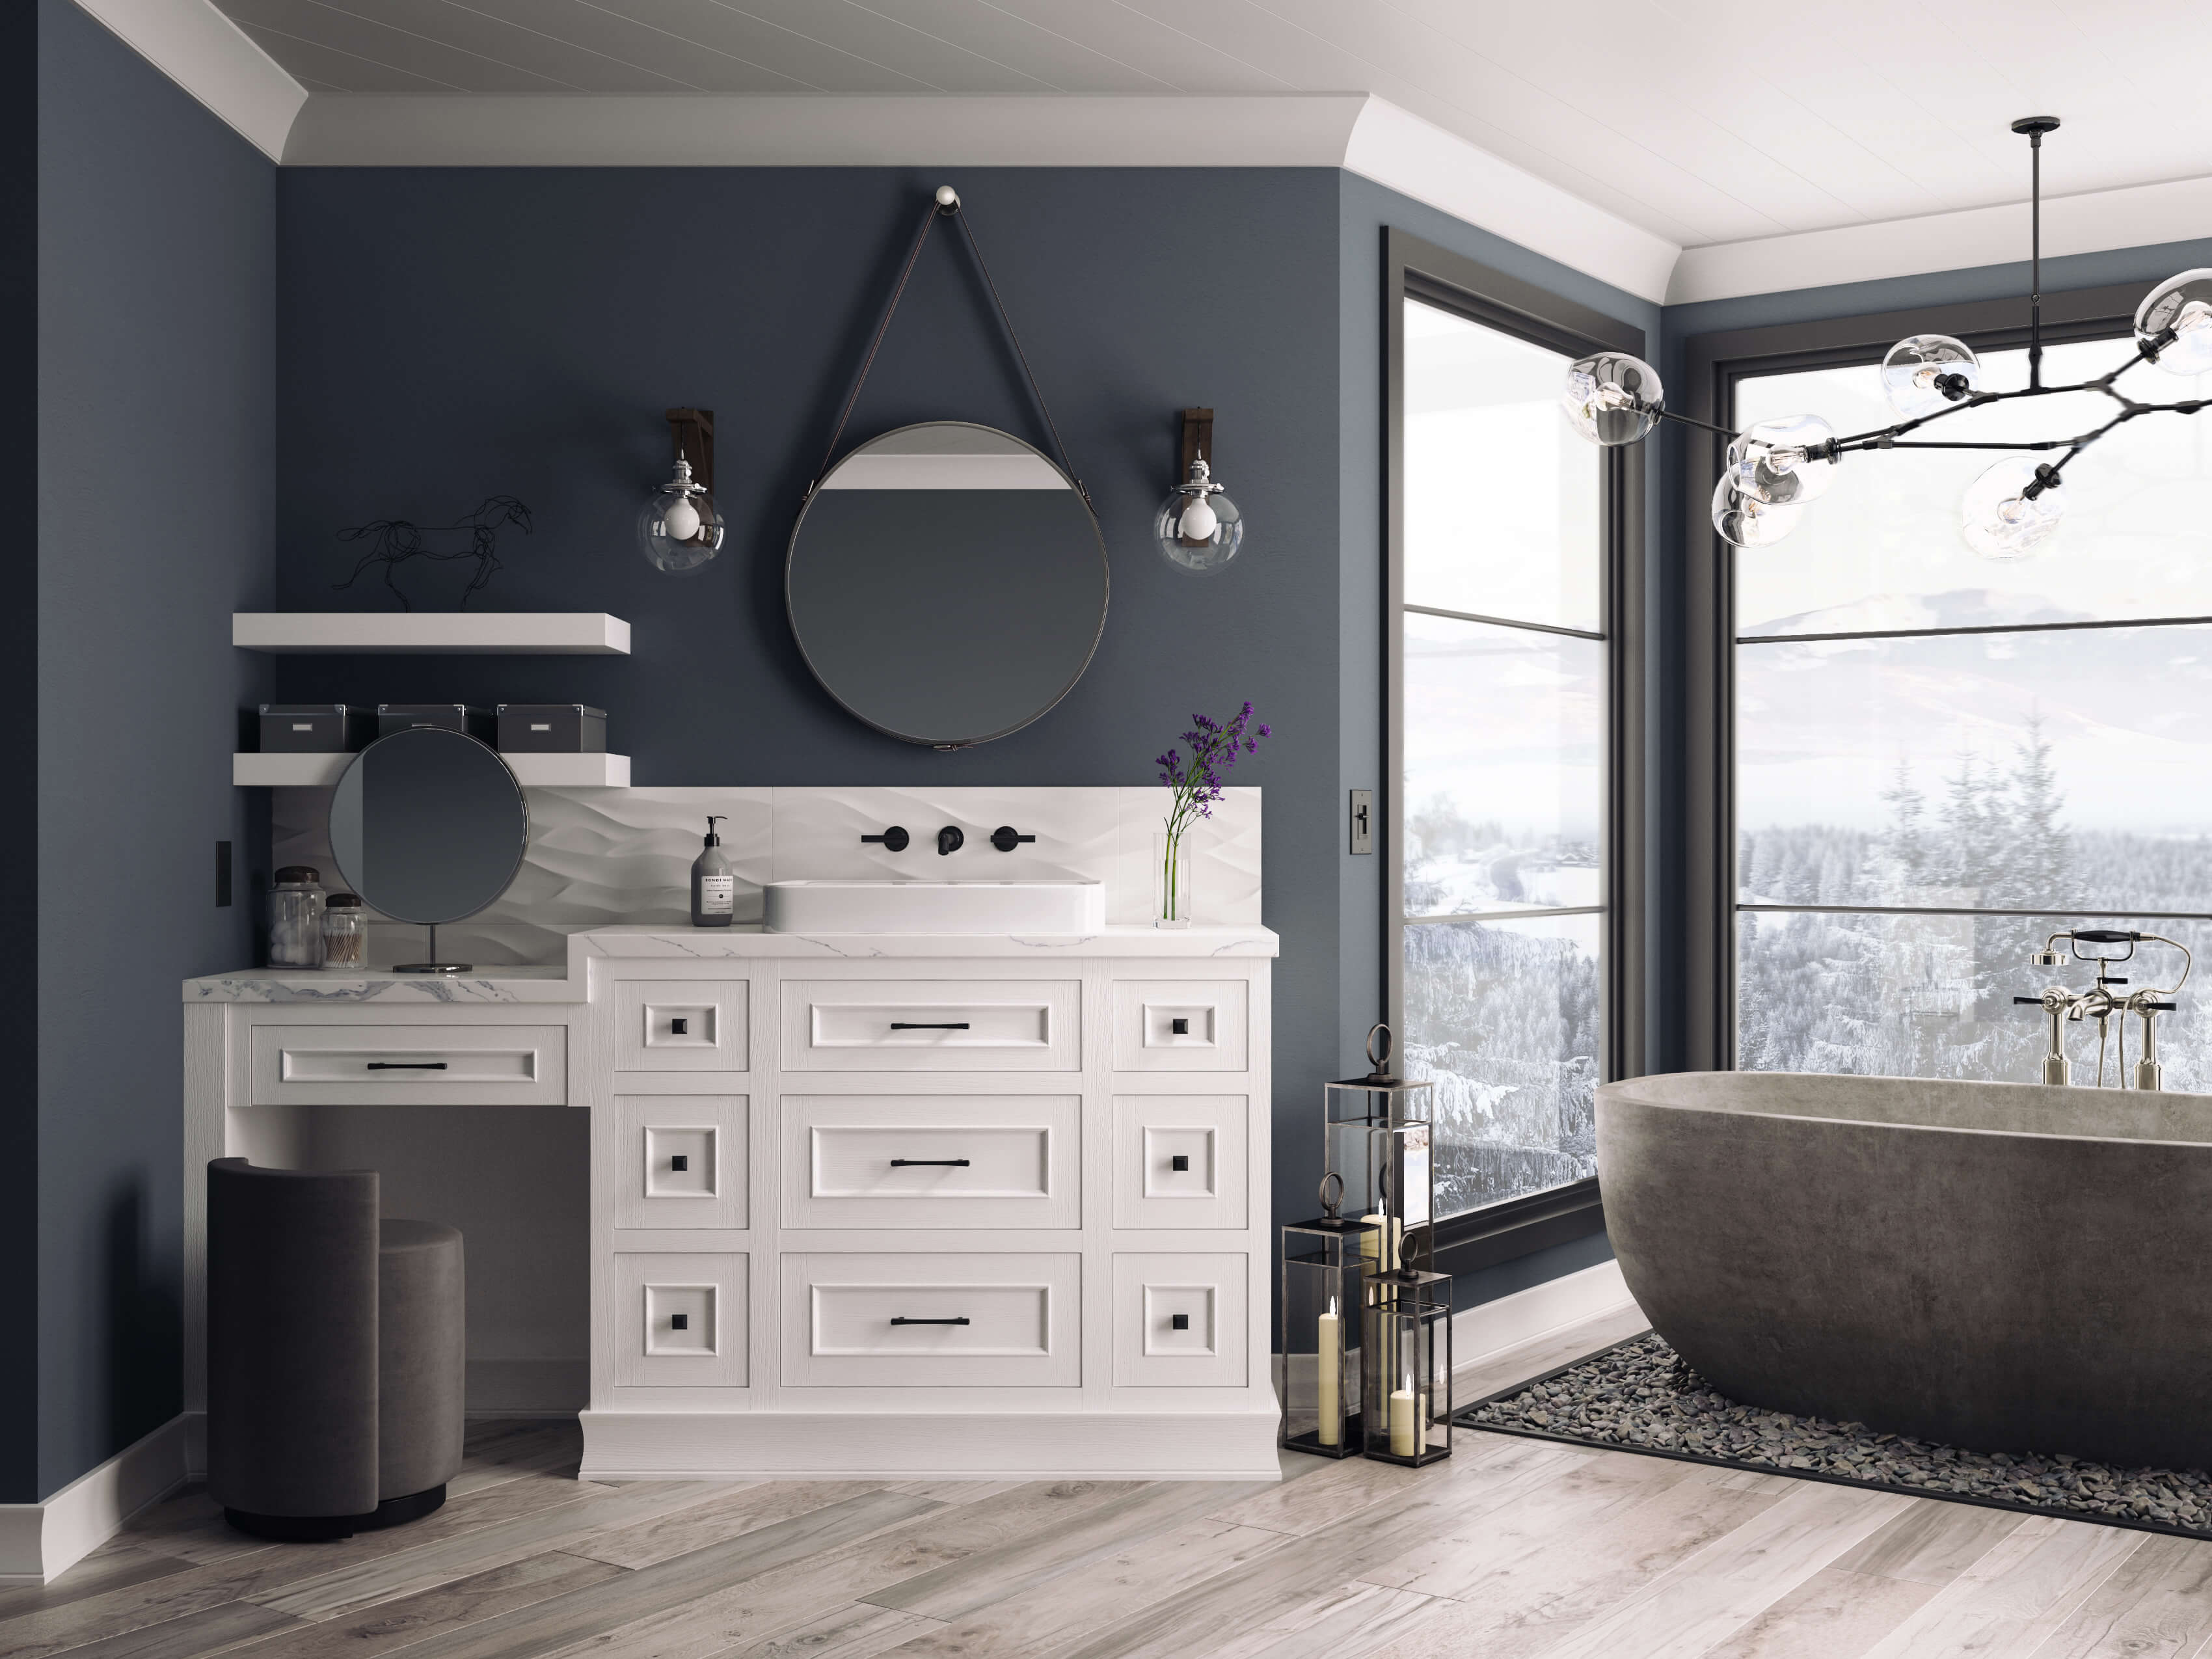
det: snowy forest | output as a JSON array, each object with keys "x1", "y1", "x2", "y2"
[
  {"x1": 1399, "y1": 717, "x2": 2212, "y2": 1221},
  {"x1": 1740, "y1": 718, "x2": 2212, "y2": 1090}
]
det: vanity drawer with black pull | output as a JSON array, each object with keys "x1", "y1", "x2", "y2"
[
  {"x1": 779, "y1": 1252, "x2": 1079, "y2": 1387},
  {"x1": 1112, "y1": 1252, "x2": 1248, "y2": 1388},
  {"x1": 1112, "y1": 1094, "x2": 1247, "y2": 1229},
  {"x1": 248, "y1": 1024, "x2": 567, "y2": 1105},
  {"x1": 1110, "y1": 980, "x2": 1249, "y2": 1072},
  {"x1": 779, "y1": 980, "x2": 1079, "y2": 1072},
  {"x1": 615, "y1": 982, "x2": 749, "y2": 1072},
  {"x1": 780, "y1": 1095, "x2": 1079, "y2": 1229},
  {"x1": 614, "y1": 1094, "x2": 749, "y2": 1229}
]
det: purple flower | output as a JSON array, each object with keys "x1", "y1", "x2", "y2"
[{"x1": 1158, "y1": 703, "x2": 1273, "y2": 840}]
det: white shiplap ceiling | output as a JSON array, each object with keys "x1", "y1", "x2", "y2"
[{"x1": 198, "y1": 0, "x2": 2212, "y2": 253}]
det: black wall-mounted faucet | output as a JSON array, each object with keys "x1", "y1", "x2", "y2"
[
  {"x1": 990, "y1": 826, "x2": 1036, "y2": 852},
  {"x1": 937, "y1": 826, "x2": 964, "y2": 856},
  {"x1": 862, "y1": 826, "x2": 910, "y2": 851}
]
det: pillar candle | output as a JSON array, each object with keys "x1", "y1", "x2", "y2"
[
  {"x1": 1315, "y1": 1311, "x2": 1342, "y2": 1446},
  {"x1": 1388, "y1": 1386, "x2": 1417, "y2": 1457}
]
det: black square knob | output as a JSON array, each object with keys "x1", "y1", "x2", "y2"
[
  {"x1": 1171, "y1": 1313, "x2": 1190, "y2": 1330},
  {"x1": 669, "y1": 1313, "x2": 689, "y2": 1331},
  {"x1": 669, "y1": 1017, "x2": 688, "y2": 1036},
  {"x1": 1171, "y1": 1154, "x2": 1190, "y2": 1172},
  {"x1": 669, "y1": 1154, "x2": 689, "y2": 1172},
  {"x1": 1170, "y1": 1017, "x2": 1190, "y2": 1035}
]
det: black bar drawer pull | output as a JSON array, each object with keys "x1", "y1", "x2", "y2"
[
  {"x1": 890, "y1": 1157, "x2": 971, "y2": 1167},
  {"x1": 366, "y1": 1061, "x2": 448, "y2": 1070},
  {"x1": 890, "y1": 1315, "x2": 971, "y2": 1326},
  {"x1": 889, "y1": 1021, "x2": 970, "y2": 1030}
]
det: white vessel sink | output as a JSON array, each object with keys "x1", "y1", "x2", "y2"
[{"x1": 764, "y1": 880, "x2": 1107, "y2": 935}]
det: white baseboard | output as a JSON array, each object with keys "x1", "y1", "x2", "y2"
[
  {"x1": 0, "y1": 1415, "x2": 196, "y2": 1585},
  {"x1": 1453, "y1": 1258, "x2": 1640, "y2": 1373}
]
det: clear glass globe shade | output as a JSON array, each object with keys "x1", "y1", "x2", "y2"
[
  {"x1": 636, "y1": 487, "x2": 724, "y2": 574},
  {"x1": 1727, "y1": 414, "x2": 1837, "y2": 506},
  {"x1": 1960, "y1": 456, "x2": 2065, "y2": 560},
  {"x1": 1154, "y1": 487, "x2": 1243, "y2": 576},
  {"x1": 2137, "y1": 269, "x2": 2212, "y2": 375},
  {"x1": 1880, "y1": 334, "x2": 1981, "y2": 418},
  {"x1": 1711, "y1": 472, "x2": 1802, "y2": 548},
  {"x1": 1561, "y1": 353, "x2": 1663, "y2": 446}
]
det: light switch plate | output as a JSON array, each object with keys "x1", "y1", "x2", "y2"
[{"x1": 1349, "y1": 790, "x2": 1373, "y2": 856}]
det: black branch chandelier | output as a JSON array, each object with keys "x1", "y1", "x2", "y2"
[{"x1": 1562, "y1": 116, "x2": 2212, "y2": 558}]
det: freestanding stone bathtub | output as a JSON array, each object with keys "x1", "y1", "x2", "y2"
[{"x1": 1597, "y1": 1070, "x2": 2212, "y2": 1472}]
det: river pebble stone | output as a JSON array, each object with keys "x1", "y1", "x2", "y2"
[{"x1": 1462, "y1": 1331, "x2": 2212, "y2": 1537}]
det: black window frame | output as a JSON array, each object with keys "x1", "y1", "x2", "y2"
[
  {"x1": 1382, "y1": 228, "x2": 1647, "y2": 1272},
  {"x1": 1677, "y1": 281, "x2": 2153, "y2": 1068}
]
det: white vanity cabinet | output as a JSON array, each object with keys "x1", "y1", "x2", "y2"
[
  {"x1": 183, "y1": 926, "x2": 1279, "y2": 1485},
  {"x1": 584, "y1": 943, "x2": 1278, "y2": 1482}
]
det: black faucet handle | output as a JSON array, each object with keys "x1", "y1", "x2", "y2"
[
  {"x1": 990, "y1": 826, "x2": 1037, "y2": 852},
  {"x1": 937, "y1": 826, "x2": 965, "y2": 856},
  {"x1": 863, "y1": 826, "x2": 910, "y2": 852}
]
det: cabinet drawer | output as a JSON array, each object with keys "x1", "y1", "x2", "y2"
[
  {"x1": 615, "y1": 982, "x2": 749, "y2": 1072},
  {"x1": 781, "y1": 1253, "x2": 1079, "y2": 1386},
  {"x1": 781, "y1": 980, "x2": 1079, "y2": 1072},
  {"x1": 1113, "y1": 1252, "x2": 1248, "y2": 1388},
  {"x1": 611, "y1": 1252, "x2": 748, "y2": 1388},
  {"x1": 612, "y1": 1095, "x2": 749, "y2": 1230},
  {"x1": 1111, "y1": 981, "x2": 1249, "y2": 1072},
  {"x1": 1112, "y1": 1095, "x2": 1247, "y2": 1229},
  {"x1": 781, "y1": 1096, "x2": 1078, "y2": 1230},
  {"x1": 249, "y1": 1025, "x2": 567, "y2": 1105}
]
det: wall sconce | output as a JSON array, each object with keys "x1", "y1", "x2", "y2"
[
  {"x1": 1154, "y1": 407, "x2": 1243, "y2": 576},
  {"x1": 638, "y1": 407, "x2": 724, "y2": 575}
]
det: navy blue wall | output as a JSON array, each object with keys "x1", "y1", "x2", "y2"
[{"x1": 31, "y1": 0, "x2": 273, "y2": 1502}]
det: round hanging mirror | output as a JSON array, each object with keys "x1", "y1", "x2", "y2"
[
  {"x1": 327, "y1": 727, "x2": 529, "y2": 973},
  {"x1": 786, "y1": 421, "x2": 1109, "y2": 748}
]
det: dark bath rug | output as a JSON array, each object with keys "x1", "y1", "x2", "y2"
[{"x1": 1456, "y1": 1329, "x2": 2212, "y2": 1541}]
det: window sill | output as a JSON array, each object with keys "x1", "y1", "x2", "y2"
[{"x1": 1432, "y1": 1179, "x2": 1604, "y2": 1276}]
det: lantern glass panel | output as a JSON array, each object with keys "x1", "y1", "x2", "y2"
[
  {"x1": 1361, "y1": 1271, "x2": 1453, "y2": 1466},
  {"x1": 1278, "y1": 1217, "x2": 1373, "y2": 1457}
]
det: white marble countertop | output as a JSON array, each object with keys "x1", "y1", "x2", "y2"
[{"x1": 183, "y1": 923, "x2": 1279, "y2": 1002}]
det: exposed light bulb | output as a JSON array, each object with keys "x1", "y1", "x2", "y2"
[
  {"x1": 636, "y1": 454, "x2": 723, "y2": 574},
  {"x1": 1155, "y1": 456, "x2": 1243, "y2": 576},
  {"x1": 1561, "y1": 353, "x2": 1663, "y2": 446},
  {"x1": 1727, "y1": 414, "x2": 1837, "y2": 506},
  {"x1": 2137, "y1": 269, "x2": 2212, "y2": 375},
  {"x1": 1711, "y1": 472, "x2": 1801, "y2": 548},
  {"x1": 662, "y1": 497, "x2": 702, "y2": 543},
  {"x1": 1179, "y1": 495, "x2": 1219, "y2": 542},
  {"x1": 1880, "y1": 334, "x2": 1980, "y2": 418},
  {"x1": 1961, "y1": 455, "x2": 2066, "y2": 559}
]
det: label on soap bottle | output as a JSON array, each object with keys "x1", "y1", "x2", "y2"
[{"x1": 699, "y1": 875, "x2": 735, "y2": 913}]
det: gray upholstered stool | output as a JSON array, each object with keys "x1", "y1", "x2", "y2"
[{"x1": 206, "y1": 1158, "x2": 465, "y2": 1540}]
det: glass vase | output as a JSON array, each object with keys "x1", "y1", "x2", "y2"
[{"x1": 1154, "y1": 831, "x2": 1193, "y2": 929}]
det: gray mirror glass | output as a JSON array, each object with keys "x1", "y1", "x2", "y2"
[
  {"x1": 787, "y1": 421, "x2": 1109, "y2": 748},
  {"x1": 327, "y1": 728, "x2": 529, "y2": 924}
]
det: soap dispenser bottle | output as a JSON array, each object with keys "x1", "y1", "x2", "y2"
[{"x1": 691, "y1": 815, "x2": 734, "y2": 928}]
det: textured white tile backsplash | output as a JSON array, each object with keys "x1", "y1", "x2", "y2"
[{"x1": 273, "y1": 785, "x2": 1261, "y2": 966}]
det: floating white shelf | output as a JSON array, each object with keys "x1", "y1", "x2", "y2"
[
  {"x1": 235, "y1": 753, "x2": 632, "y2": 788},
  {"x1": 233, "y1": 613, "x2": 630, "y2": 654}
]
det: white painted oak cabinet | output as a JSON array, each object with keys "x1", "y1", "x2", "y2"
[{"x1": 184, "y1": 924, "x2": 1280, "y2": 1483}]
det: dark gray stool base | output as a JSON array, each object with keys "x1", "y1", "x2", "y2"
[{"x1": 224, "y1": 1483, "x2": 447, "y2": 1542}]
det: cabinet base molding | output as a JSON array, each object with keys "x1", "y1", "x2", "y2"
[{"x1": 578, "y1": 1409, "x2": 1282, "y2": 1483}]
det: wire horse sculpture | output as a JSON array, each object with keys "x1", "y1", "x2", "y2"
[{"x1": 332, "y1": 496, "x2": 533, "y2": 611}]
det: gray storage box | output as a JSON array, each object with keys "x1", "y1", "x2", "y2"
[
  {"x1": 377, "y1": 704, "x2": 494, "y2": 742},
  {"x1": 260, "y1": 705, "x2": 372, "y2": 753},
  {"x1": 496, "y1": 704, "x2": 607, "y2": 753}
]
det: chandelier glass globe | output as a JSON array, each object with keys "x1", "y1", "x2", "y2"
[
  {"x1": 1712, "y1": 472, "x2": 1803, "y2": 548},
  {"x1": 1561, "y1": 353, "x2": 1664, "y2": 446},
  {"x1": 637, "y1": 457, "x2": 723, "y2": 575},
  {"x1": 2136, "y1": 269, "x2": 2212, "y2": 375},
  {"x1": 1154, "y1": 458, "x2": 1243, "y2": 576},
  {"x1": 1727, "y1": 414, "x2": 1837, "y2": 507},
  {"x1": 1880, "y1": 335, "x2": 1982, "y2": 418},
  {"x1": 1960, "y1": 455, "x2": 2066, "y2": 559}
]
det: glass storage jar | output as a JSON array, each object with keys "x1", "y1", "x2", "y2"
[
  {"x1": 319, "y1": 892, "x2": 367, "y2": 971},
  {"x1": 269, "y1": 865, "x2": 325, "y2": 968}
]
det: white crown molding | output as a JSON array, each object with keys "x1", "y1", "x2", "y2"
[
  {"x1": 70, "y1": 0, "x2": 304, "y2": 163},
  {"x1": 1670, "y1": 172, "x2": 2212, "y2": 306},
  {"x1": 1341, "y1": 98, "x2": 1677, "y2": 306}
]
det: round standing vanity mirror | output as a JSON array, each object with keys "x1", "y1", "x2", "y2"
[
  {"x1": 327, "y1": 727, "x2": 529, "y2": 973},
  {"x1": 787, "y1": 421, "x2": 1109, "y2": 748}
]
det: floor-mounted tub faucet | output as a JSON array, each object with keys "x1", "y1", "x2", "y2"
[{"x1": 2016, "y1": 928, "x2": 2189, "y2": 1088}]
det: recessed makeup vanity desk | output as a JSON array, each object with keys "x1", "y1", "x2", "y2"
[{"x1": 183, "y1": 917, "x2": 1279, "y2": 1482}]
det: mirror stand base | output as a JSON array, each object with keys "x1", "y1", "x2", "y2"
[{"x1": 392, "y1": 924, "x2": 471, "y2": 975}]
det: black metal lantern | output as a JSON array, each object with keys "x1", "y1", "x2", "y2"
[
  {"x1": 1325, "y1": 1024, "x2": 1435, "y2": 1279},
  {"x1": 1279, "y1": 1174, "x2": 1375, "y2": 1458},
  {"x1": 1361, "y1": 1267, "x2": 1452, "y2": 1467}
]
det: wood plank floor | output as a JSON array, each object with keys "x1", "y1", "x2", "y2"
[{"x1": 11, "y1": 1310, "x2": 2209, "y2": 1659}]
